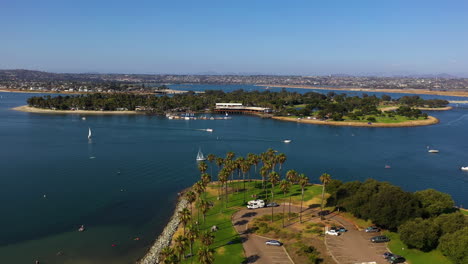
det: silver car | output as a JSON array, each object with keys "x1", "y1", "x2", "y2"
[{"x1": 265, "y1": 240, "x2": 282, "y2": 246}]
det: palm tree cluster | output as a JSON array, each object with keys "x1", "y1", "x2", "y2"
[{"x1": 160, "y1": 149, "x2": 333, "y2": 263}]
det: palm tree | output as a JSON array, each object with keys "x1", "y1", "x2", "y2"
[
  {"x1": 198, "y1": 246, "x2": 215, "y2": 264},
  {"x1": 298, "y1": 174, "x2": 309, "y2": 223},
  {"x1": 201, "y1": 173, "x2": 211, "y2": 187},
  {"x1": 215, "y1": 157, "x2": 224, "y2": 174},
  {"x1": 319, "y1": 173, "x2": 332, "y2": 220},
  {"x1": 207, "y1": 154, "x2": 216, "y2": 176},
  {"x1": 276, "y1": 153, "x2": 287, "y2": 172},
  {"x1": 193, "y1": 181, "x2": 205, "y2": 224},
  {"x1": 260, "y1": 166, "x2": 269, "y2": 200},
  {"x1": 279, "y1": 179, "x2": 291, "y2": 227},
  {"x1": 198, "y1": 161, "x2": 208, "y2": 174},
  {"x1": 226, "y1": 151, "x2": 235, "y2": 161},
  {"x1": 186, "y1": 224, "x2": 198, "y2": 260},
  {"x1": 241, "y1": 160, "x2": 251, "y2": 202},
  {"x1": 286, "y1": 170, "x2": 298, "y2": 217},
  {"x1": 198, "y1": 198, "x2": 210, "y2": 223},
  {"x1": 174, "y1": 235, "x2": 188, "y2": 261},
  {"x1": 268, "y1": 171, "x2": 280, "y2": 222},
  {"x1": 234, "y1": 157, "x2": 244, "y2": 192},
  {"x1": 159, "y1": 246, "x2": 174, "y2": 263},
  {"x1": 163, "y1": 253, "x2": 179, "y2": 264},
  {"x1": 218, "y1": 169, "x2": 229, "y2": 208},
  {"x1": 185, "y1": 191, "x2": 196, "y2": 221},
  {"x1": 199, "y1": 230, "x2": 215, "y2": 246},
  {"x1": 178, "y1": 208, "x2": 191, "y2": 234}
]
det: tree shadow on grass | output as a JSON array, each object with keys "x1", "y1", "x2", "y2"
[
  {"x1": 242, "y1": 254, "x2": 261, "y2": 263},
  {"x1": 241, "y1": 212, "x2": 257, "y2": 218},
  {"x1": 234, "y1": 219, "x2": 249, "y2": 226}
]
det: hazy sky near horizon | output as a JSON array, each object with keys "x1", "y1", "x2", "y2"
[{"x1": 1, "y1": 0, "x2": 468, "y2": 75}]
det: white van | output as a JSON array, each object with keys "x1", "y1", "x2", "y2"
[{"x1": 247, "y1": 199, "x2": 265, "y2": 209}]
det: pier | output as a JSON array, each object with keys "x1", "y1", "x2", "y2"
[{"x1": 214, "y1": 103, "x2": 272, "y2": 114}]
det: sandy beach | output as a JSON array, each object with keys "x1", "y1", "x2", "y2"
[
  {"x1": 260, "y1": 85, "x2": 468, "y2": 98},
  {"x1": 380, "y1": 106, "x2": 453, "y2": 112},
  {"x1": 12, "y1": 105, "x2": 142, "y2": 115},
  {"x1": 272, "y1": 116, "x2": 439, "y2": 127}
]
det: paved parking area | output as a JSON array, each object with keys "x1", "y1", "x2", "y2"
[
  {"x1": 232, "y1": 206, "x2": 294, "y2": 264},
  {"x1": 325, "y1": 214, "x2": 390, "y2": 264}
]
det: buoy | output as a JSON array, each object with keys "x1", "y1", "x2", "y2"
[
  {"x1": 112, "y1": 244, "x2": 117, "y2": 247},
  {"x1": 134, "y1": 237, "x2": 140, "y2": 241},
  {"x1": 43, "y1": 194, "x2": 47, "y2": 198}
]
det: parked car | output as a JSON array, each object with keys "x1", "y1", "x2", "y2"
[
  {"x1": 337, "y1": 226, "x2": 347, "y2": 232},
  {"x1": 330, "y1": 226, "x2": 346, "y2": 232},
  {"x1": 325, "y1": 229, "x2": 340, "y2": 236},
  {"x1": 387, "y1": 255, "x2": 405, "y2": 263},
  {"x1": 247, "y1": 199, "x2": 265, "y2": 209},
  {"x1": 371, "y1": 235, "x2": 390, "y2": 243},
  {"x1": 318, "y1": 210, "x2": 330, "y2": 216},
  {"x1": 383, "y1": 252, "x2": 394, "y2": 259},
  {"x1": 265, "y1": 240, "x2": 282, "y2": 246},
  {"x1": 365, "y1": 226, "x2": 381, "y2": 232},
  {"x1": 266, "y1": 202, "x2": 279, "y2": 207}
]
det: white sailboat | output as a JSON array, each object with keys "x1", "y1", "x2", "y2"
[
  {"x1": 283, "y1": 139, "x2": 292, "y2": 143},
  {"x1": 461, "y1": 166, "x2": 468, "y2": 171},
  {"x1": 196, "y1": 148, "x2": 206, "y2": 161},
  {"x1": 88, "y1": 128, "x2": 92, "y2": 139}
]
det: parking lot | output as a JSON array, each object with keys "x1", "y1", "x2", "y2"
[
  {"x1": 232, "y1": 206, "x2": 294, "y2": 264},
  {"x1": 325, "y1": 214, "x2": 390, "y2": 264}
]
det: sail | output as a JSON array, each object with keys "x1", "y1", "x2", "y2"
[
  {"x1": 196, "y1": 149, "x2": 205, "y2": 161},
  {"x1": 88, "y1": 128, "x2": 92, "y2": 139}
]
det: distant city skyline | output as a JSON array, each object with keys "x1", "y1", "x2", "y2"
[{"x1": 2, "y1": 0, "x2": 468, "y2": 76}]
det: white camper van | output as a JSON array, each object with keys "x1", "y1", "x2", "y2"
[{"x1": 247, "y1": 199, "x2": 265, "y2": 209}]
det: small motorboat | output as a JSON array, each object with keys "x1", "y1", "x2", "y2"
[
  {"x1": 461, "y1": 167, "x2": 468, "y2": 171},
  {"x1": 205, "y1": 128, "x2": 213, "y2": 132},
  {"x1": 428, "y1": 149, "x2": 439, "y2": 153},
  {"x1": 283, "y1": 139, "x2": 292, "y2": 143},
  {"x1": 78, "y1": 225, "x2": 85, "y2": 232},
  {"x1": 81, "y1": 117, "x2": 86, "y2": 120},
  {"x1": 385, "y1": 165, "x2": 391, "y2": 169}
]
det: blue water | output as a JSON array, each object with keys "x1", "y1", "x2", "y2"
[{"x1": 0, "y1": 87, "x2": 467, "y2": 263}]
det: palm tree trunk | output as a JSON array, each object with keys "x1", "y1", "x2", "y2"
[
  {"x1": 282, "y1": 192, "x2": 286, "y2": 227},
  {"x1": 320, "y1": 184, "x2": 326, "y2": 220},
  {"x1": 288, "y1": 194, "x2": 292, "y2": 220},
  {"x1": 243, "y1": 172, "x2": 246, "y2": 202},
  {"x1": 300, "y1": 188, "x2": 304, "y2": 223}
]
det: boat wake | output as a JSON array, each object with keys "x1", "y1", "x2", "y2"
[{"x1": 445, "y1": 114, "x2": 468, "y2": 126}]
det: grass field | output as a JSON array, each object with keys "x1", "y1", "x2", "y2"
[
  {"x1": 384, "y1": 232, "x2": 452, "y2": 264},
  {"x1": 178, "y1": 180, "x2": 323, "y2": 264}
]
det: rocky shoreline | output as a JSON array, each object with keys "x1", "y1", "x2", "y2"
[{"x1": 137, "y1": 197, "x2": 189, "y2": 264}]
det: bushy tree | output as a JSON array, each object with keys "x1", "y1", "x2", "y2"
[
  {"x1": 399, "y1": 218, "x2": 440, "y2": 251},
  {"x1": 414, "y1": 189, "x2": 455, "y2": 217},
  {"x1": 434, "y1": 212, "x2": 466, "y2": 235},
  {"x1": 438, "y1": 226, "x2": 468, "y2": 263}
]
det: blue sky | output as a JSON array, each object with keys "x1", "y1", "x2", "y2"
[{"x1": 1, "y1": 0, "x2": 468, "y2": 75}]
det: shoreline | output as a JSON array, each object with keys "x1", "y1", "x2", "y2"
[
  {"x1": 260, "y1": 85, "x2": 468, "y2": 98},
  {"x1": 12, "y1": 105, "x2": 143, "y2": 115},
  {"x1": 137, "y1": 197, "x2": 189, "y2": 264},
  {"x1": 272, "y1": 116, "x2": 439, "y2": 127},
  {"x1": 379, "y1": 106, "x2": 453, "y2": 111}
]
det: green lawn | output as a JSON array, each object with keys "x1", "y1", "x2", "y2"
[
  {"x1": 460, "y1": 209, "x2": 468, "y2": 216},
  {"x1": 179, "y1": 180, "x2": 323, "y2": 264},
  {"x1": 342, "y1": 115, "x2": 426, "y2": 123},
  {"x1": 384, "y1": 232, "x2": 452, "y2": 264}
]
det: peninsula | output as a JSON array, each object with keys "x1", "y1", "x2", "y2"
[{"x1": 18, "y1": 90, "x2": 451, "y2": 127}]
